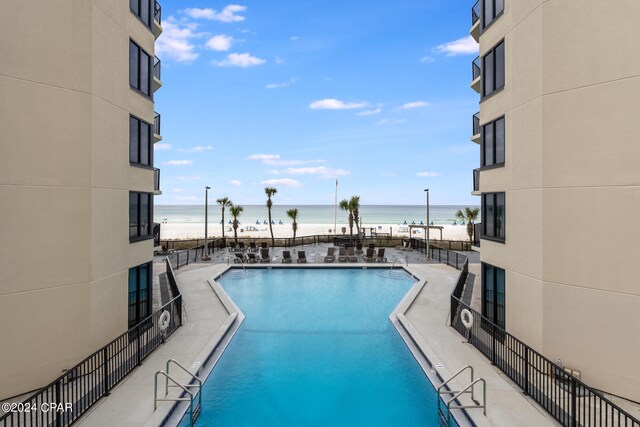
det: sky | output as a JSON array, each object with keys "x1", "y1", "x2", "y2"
[{"x1": 153, "y1": 1, "x2": 480, "y2": 206}]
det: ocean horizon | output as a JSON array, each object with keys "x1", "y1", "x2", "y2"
[{"x1": 154, "y1": 204, "x2": 481, "y2": 226}]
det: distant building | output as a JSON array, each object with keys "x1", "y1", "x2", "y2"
[
  {"x1": 470, "y1": 0, "x2": 639, "y2": 402},
  {"x1": 0, "y1": 0, "x2": 163, "y2": 399}
]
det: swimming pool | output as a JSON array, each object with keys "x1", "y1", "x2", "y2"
[{"x1": 186, "y1": 268, "x2": 450, "y2": 426}]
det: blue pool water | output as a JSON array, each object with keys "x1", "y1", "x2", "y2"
[{"x1": 194, "y1": 269, "x2": 444, "y2": 426}]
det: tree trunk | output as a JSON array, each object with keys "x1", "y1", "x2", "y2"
[
  {"x1": 268, "y1": 207, "x2": 274, "y2": 246},
  {"x1": 293, "y1": 222, "x2": 297, "y2": 240},
  {"x1": 221, "y1": 208, "x2": 225, "y2": 239},
  {"x1": 233, "y1": 220, "x2": 238, "y2": 245},
  {"x1": 467, "y1": 221, "x2": 473, "y2": 243},
  {"x1": 349, "y1": 213, "x2": 354, "y2": 238}
]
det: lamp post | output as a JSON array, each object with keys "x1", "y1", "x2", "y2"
[
  {"x1": 201, "y1": 186, "x2": 211, "y2": 261},
  {"x1": 424, "y1": 188, "x2": 430, "y2": 260}
]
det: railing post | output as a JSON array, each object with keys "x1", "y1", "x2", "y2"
[
  {"x1": 456, "y1": 253, "x2": 459, "y2": 269},
  {"x1": 176, "y1": 252, "x2": 180, "y2": 269},
  {"x1": 136, "y1": 326, "x2": 142, "y2": 366},
  {"x1": 491, "y1": 323, "x2": 497, "y2": 365},
  {"x1": 523, "y1": 346, "x2": 529, "y2": 396},
  {"x1": 103, "y1": 347, "x2": 111, "y2": 395},
  {"x1": 55, "y1": 379, "x2": 62, "y2": 427},
  {"x1": 571, "y1": 377, "x2": 577, "y2": 427}
]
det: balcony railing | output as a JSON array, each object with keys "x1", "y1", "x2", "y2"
[
  {"x1": 154, "y1": 112, "x2": 160, "y2": 136},
  {"x1": 473, "y1": 168, "x2": 480, "y2": 192},
  {"x1": 472, "y1": 1, "x2": 480, "y2": 26},
  {"x1": 154, "y1": 168, "x2": 160, "y2": 192},
  {"x1": 153, "y1": 56, "x2": 161, "y2": 81},
  {"x1": 472, "y1": 56, "x2": 481, "y2": 81},
  {"x1": 153, "y1": 222, "x2": 161, "y2": 247},
  {"x1": 154, "y1": 0, "x2": 161, "y2": 25},
  {"x1": 473, "y1": 112, "x2": 480, "y2": 136},
  {"x1": 473, "y1": 223, "x2": 482, "y2": 246}
]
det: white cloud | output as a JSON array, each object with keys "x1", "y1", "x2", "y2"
[
  {"x1": 228, "y1": 179, "x2": 242, "y2": 186},
  {"x1": 290, "y1": 36, "x2": 299, "y2": 41},
  {"x1": 381, "y1": 172, "x2": 397, "y2": 178},
  {"x1": 205, "y1": 35, "x2": 234, "y2": 51},
  {"x1": 265, "y1": 78, "x2": 297, "y2": 89},
  {"x1": 417, "y1": 171, "x2": 441, "y2": 177},
  {"x1": 248, "y1": 154, "x2": 324, "y2": 166},
  {"x1": 309, "y1": 99, "x2": 368, "y2": 110},
  {"x1": 163, "y1": 160, "x2": 193, "y2": 166},
  {"x1": 183, "y1": 5, "x2": 247, "y2": 23},
  {"x1": 420, "y1": 56, "x2": 435, "y2": 63},
  {"x1": 356, "y1": 108, "x2": 381, "y2": 116},
  {"x1": 176, "y1": 196, "x2": 199, "y2": 201},
  {"x1": 281, "y1": 167, "x2": 350, "y2": 178},
  {"x1": 177, "y1": 176, "x2": 201, "y2": 182},
  {"x1": 213, "y1": 53, "x2": 266, "y2": 68},
  {"x1": 172, "y1": 189, "x2": 185, "y2": 192},
  {"x1": 248, "y1": 154, "x2": 280, "y2": 161},
  {"x1": 399, "y1": 101, "x2": 430, "y2": 110},
  {"x1": 260, "y1": 178, "x2": 302, "y2": 188},
  {"x1": 156, "y1": 17, "x2": 200, "y2": 63},
  {"x1": 178, "y1": 145, "x2": 213, "y2": 153},
  {"x1": 376, "y1": 119, "x2": 406, "y2": 126},
  {"x1": 155, "y1": 143, "x2": 172, "y2": 150},
  {"x1": 435, "y1": 35, "x2": 479, "y2": 56}
]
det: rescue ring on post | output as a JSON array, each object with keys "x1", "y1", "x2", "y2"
[
  {"x1": 158, "y1": 311, "x2": 171, "y2": 331},
  {"x1": 461, "y1": 309, "x2": 474, "y2": 330}
]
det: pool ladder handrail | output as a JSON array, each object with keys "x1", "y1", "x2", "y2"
[
  {"x1": 154, "y1": 360, "x2": 202, "y2": 426},
  {"x1": 437, "y1": 365, "x2": 487, "y2": 424}
]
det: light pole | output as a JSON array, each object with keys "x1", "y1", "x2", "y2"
[
  {"x1": 201, "y1": 186, "x2": 211, "y2": 261},
  {"x1": 424, "y1": 188, "x2": 430, "y2": 260}
]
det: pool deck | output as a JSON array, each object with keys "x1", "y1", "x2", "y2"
[{"x1": 76, "y1": 259, "x2": 557, "y2": 426}]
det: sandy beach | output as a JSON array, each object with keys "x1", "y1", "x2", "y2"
[{"x1": 158, "y1": 222, "x2": 471, "y2": 242}]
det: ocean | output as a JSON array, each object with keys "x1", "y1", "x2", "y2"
[{"x1": 154, "y1": 205, "x2": 481, "y2": 226}]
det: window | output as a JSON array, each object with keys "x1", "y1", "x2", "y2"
[
  {"x1": 481, "y1": 116, "x2": 505, "y2": 167},
  {"x1": 130, "y1": 0, "x2": 151, "y2": 28},
  {"x1": 482, "y1": 263, "x2": 505, "y2": 328},
  {"x1": 130, "y1": 192, "x2": 153, "y2": 241},
  {"x1": 482, "y1": 0, "x2": 504, "y2": 30},
  {"x1": 129, "y1": 40, "x2": 151, "y2": 97},
  {"x1": 129, "y1": 262, "x2": 151, "y2": 328},
  {"x1": 130, "y1": 116, "x2": 152, "y2": 166},
  {"x1": 482, "y1": 41, "x2": 505, "y2": 98},
  {"x1": 482, "y1": 192, "x2": 505, "y2": 241}
]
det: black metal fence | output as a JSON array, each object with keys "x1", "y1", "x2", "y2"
[
  {"x1": 0, "y1": 292, "x2": 182, "y2": 427},
  {"x1": 472, "y1": 0, "x2": 480, "y2": 25},
  {"x1": 473, "y1": 112, "x2": 480, "y2": 136},
  {"x1": 473, "y1": 223, "x2": 482, "y2": 247},
  {"x1": 443, "y1": 260, "x2": 640, "y2": 426},
  {"x1": 153, "y1": 112, "x2": 160, "y2": 136},
  {"x1": 153, "y1": 56, "x2": 161, "y2": 81},
  {"x1": 154, "y1": 0, "x2": 161, "y2": 24},
  {"x1": 472, "y1": 56, "x2": 481, "y2": 81}
]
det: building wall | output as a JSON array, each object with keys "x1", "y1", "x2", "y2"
[
  {"x1": 477, "y1": 0, "x2": 640, "y2": 401},
  {"x1": 0, "y1": 0, "x2": 156, "y2": 399}
]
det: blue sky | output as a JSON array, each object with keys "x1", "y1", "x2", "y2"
[{"x1": 154, "y1": 1, "x2": 479, "y2": 205}]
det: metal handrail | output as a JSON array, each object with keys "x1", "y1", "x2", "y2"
[
  {"x1": 472, "y1": 56, "x2": 481, "y2": 81},
  {"x1": 446, "y1": 378, "x2": 487, "y2": 424},
  {"x1": 153, "y1": 56, "x2": 161, "y2": 81},
  {"x1": 437, "y1": 365, "x2": 475, "y2": 401},
  {"x1": 154, "y1": 371, "x2": 195, "y2": 424},
  {"x1": 165, "y1": 359, "x2": 202, "y2": 397},
  {"x1": 472, "y1": 0, "x2": 480, "y2": 26}
]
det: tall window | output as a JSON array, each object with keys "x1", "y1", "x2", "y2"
[
  {"x1": 482, "y1": 0, "x2": 504, "y2": 29},
  {"x1": 482, "y1": 192, "x2": 505, "y2": 241},
  {"x1": 130, "y1": 116, "x2": 152, "y2": 166},
  {"x1": 129, "y1": 40, "x2": 151, "y2": 96},
  {"x1": 130, "y1": 192, "x2": 153, "y2": 241},
  {"x1": 129, "y1": 262, "x2": 151, "y2": 328},
  {"x1": 482, "y1": 41, "x2": 505, "y2": 98},
  {"x1": 482, "y1": 263, "x2": 505, "y2": 328},
  {"x1": 481, "y1": 116, "x2": 505, "y2": 167},
  {"x1": 130, "y1": 0, "x2": 151, "y2": 28}
]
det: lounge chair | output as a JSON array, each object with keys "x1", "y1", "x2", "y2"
[
  {"x1": 297, "y1": 251, "x2": 307, "y2": 264},
  {"x1": 260, "y1": 248, "x2": 270, "y2": 263},
  {"x1": 338, "y1": 247, "x2": 348, "y2": 262},
  {"x1": 324, "y1": 247, "x2": 336, "y2": 263},
  {"x1": 356, "y1": 243, "x2": 363, "y2": 254},
  {"x1": 375, "y1": 248, "x2": 387, "y2": 262},
  {"x1": 228, "y1": 241, "x2": 237, "y2": 252},
  {"x1": 368, "y1": 243, "x2": 375, "y2": 249},
  {"x1": 248, "y1": 242, "x2": 257, "y2": 252},
  {"x1": 364, "y1": 247, "x2": 376, "y2": 262},
  {"x1": 246, "y1": 253, "x2": 258, "y2": 263},
  {"x1": 238, "y1": 242, "x2": 246, "y2": 252},
  {"x1": 233, "y1": 252, "x2": 244, "y2": 263},
  {"x1": 260, "y1": 242, "x2": 268, "y2": 249},
  {"x1": 282, "y1": 250, "x2": 292, "y2": 263},
  {"x1": 396, "y1": 240, "x2": 411, "y2": 251},
  {"x1": 347, "y1": 247, "x2": 358, "y2": 262}
]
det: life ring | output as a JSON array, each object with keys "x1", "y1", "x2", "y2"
[
  {"x1": 158, "y1": 311, "x2": 171, "y2": 331},
  {"x1": 461, "y1": 309, "x2": 473, "y2": 330}
]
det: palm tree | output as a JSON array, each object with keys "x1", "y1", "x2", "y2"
[
  {"x1": 216, "y1": 197, "x2": 233, "y2": 240},
  {"x1": 350, "y1": 196, "x2": 361, "y2": 236},
  {"x1": 230, "y1": 205, "x2": 244, "y2": 245},
  {"x1": 339, "y1": 199, "x2": 354, "y2": 238},
  {"x1": 286, "y1": 208, "x2": 299, "y2": 240},
  {"x1": 264, "y1": 187, "x2": 277, "y2": 245},
  {"x1": 456, "y1": 207, "x2": 481, "y2": 243}
]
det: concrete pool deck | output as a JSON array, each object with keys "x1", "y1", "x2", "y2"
[{"x1": 77, "y1": 261, "x2": 557, "y2": 426}]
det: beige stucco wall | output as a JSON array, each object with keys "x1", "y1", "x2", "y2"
[
  {"x1": 477, "y1": 0, "x2": 640, "y2": 401},
  {"x1": 0, "y1": 0, "x2": 156, "y2": 399}
]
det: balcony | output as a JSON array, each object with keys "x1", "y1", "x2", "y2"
[
  {"x1": 471, "y1": 112, "x2": 481, "y2": 143},
  {"x1": 471, "y1": 56, "x2": 481, "y2": 93},
  {"x1": 152, "y1": 0, "x2": 163, "y2": 38},
  {"x1": 153, "y1": 111, "x2": 161, "y2": 142},
  {"x1": 470, "y1": 1, "x2": 480, "y2": 42},
  {"x1": 152, "y1": 56, "x2": 162, "y2": 92},
  {"x1": 472, "y1": 168, "x2": 480, "y2": 195},
  {"x1": 153, "y1": 222, "x2": 161, "y2": 247},
  {"x1": 154, "y1": 168, "x2": 161, "y2": 195}
]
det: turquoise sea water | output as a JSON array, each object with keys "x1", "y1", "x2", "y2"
[
  {"x1": 191, "y1": 269, "x2": 445, "y2": 427},
  {"x1": 155, "y1": 204, "x2": 480, "y2": 225}
]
